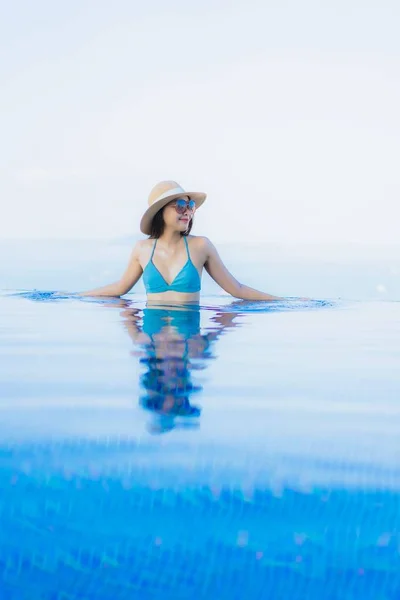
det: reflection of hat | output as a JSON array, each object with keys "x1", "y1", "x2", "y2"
[
  {"x1": 141, "y1": 393, "x2": 202, "y2": 435},
  {"x1": 146, "y1": 411, "x2": 201, "y2": 435},
  {"x1": 140, "y1": 180, "x2": 207, "y2": 235},
  {"x1": 147, "y1": 414, "x2": 175, "y2": 434}
]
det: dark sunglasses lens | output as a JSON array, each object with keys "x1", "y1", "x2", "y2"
[
  {"x1": 188, "y1": 200, "x2": 196, "y2": 211},
  {"x1": 175, "y1": 199, "x2": 187, "y2": 213}
]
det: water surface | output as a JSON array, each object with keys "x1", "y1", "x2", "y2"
[{"x1": 0, "y1": 240, "x2": 399, "y2": 599}]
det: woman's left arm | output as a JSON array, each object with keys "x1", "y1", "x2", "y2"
[{"x1": 201, "y1": 237, "x2": 282, "y2": 301}]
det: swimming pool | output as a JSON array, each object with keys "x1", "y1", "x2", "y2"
[{"x1": 0, "y1": 242, "x2": 399, "y2": 599}]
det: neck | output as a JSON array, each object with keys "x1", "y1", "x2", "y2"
[{"x1": 157, "y1": 229, "x2": 184, "y2": 246}]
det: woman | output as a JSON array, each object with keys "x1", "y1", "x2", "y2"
[{"x1": 79, "y1": 180, "x2": 282, "y2": 302}]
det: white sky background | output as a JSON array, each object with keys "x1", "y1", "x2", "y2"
[{"x1": 1, "y1": 0, "x2": 399, "y2": 244}]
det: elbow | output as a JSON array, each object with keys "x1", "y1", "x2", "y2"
[
  {"x1": 118, "y1": 279, "x2": 135, "y2": 296},
  {"x1": 116, "y1": 283, "x2": 128, "y2": 297}
]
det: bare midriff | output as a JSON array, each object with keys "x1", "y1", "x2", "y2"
[{"x1": 146, "y1": 291, "x2": 200, "y2": 305}]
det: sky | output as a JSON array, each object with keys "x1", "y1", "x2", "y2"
[{"x1": 1, "y1": 0, "x2": 399, "y2": 244}]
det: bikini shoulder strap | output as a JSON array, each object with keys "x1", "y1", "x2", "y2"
[
  {"x1": 183, "y1": 235, "x2": 191, "y2": 259},
  {"x1": 150, "y1": 239, "x2": 157, "y2": 259}
]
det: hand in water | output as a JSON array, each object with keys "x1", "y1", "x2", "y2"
[{"x1": 287, "y1": 296, "x2": 311, "y2": 301}]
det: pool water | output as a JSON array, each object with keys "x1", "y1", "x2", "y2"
[{"x1": 0, "y1": 241, "x2": 399, "y2": 599}]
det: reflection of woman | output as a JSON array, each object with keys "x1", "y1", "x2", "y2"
[
  {"x1": 119, "y1": 302, "x2": 238, "y2": 434},
  {"x1": 78, "y1": 180, "x2": 283, "y2": 302}
]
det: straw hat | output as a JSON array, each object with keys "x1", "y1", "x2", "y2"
[{"x1": 140, "y1": 180, "x2": 207, "y2": 235}]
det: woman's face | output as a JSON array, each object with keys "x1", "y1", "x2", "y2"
[{"x1": 162, "y1": 196, "x2": 193, "y2": 232}]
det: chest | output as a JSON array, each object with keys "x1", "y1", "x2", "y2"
[{"x1": 142, "y1": 240, "x2": 202, "y2": 288}]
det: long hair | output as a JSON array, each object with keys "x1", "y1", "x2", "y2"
[{"x1": 149, "y1": 206, "x2": 194, "y2": 239}]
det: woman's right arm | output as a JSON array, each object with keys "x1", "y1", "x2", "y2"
[{"x1": 78, "y1": 242, "x2": 143, "y2": 297}]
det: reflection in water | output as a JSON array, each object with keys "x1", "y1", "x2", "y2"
[
  {"x1": 1, "y1": 295, "x2": 399, "y2": 599},
  {"x1": 119, "y1": 302, "x2": 239, "y2": 433}
]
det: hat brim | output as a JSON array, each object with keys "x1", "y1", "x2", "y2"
[{"x1": 140, "y1": 192, "x2": 207, "y2": 235}]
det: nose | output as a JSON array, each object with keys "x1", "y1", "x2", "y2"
[{"x1": 181, "y1": 207, "x2": 190, "y2": 217}]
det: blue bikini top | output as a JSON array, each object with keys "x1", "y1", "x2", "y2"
[{"x1": 143, "y1": 236, "x2": 201, "y2": 294}]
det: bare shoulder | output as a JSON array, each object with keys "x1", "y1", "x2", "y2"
[
  {"x1": 135, "y1": 238, "x2": 153, "y2": 249},
  {"x1": 133, "y1": 238, "x2": 153, "y2": 257},
  {"x1": 123, "y1": 239, "x2": 152, "y2": 269},
  {"x1": 187, "y1": 235, "x2": 213, "y2": 254}
]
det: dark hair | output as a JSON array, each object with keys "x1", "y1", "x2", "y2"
[{"x1": 149, "y1": 205, "x2": 194, "y2": 239}]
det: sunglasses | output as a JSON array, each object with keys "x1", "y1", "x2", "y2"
[{"x1": 172, "y1": 198, "x2": 196, "y2": 214}]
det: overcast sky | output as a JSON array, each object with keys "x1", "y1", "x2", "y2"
[{"x1": 1, "y1": 0, "x2": 399, "y2": 243}]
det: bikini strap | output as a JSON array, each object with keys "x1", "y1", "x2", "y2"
[
  {"x1": 150, "y1": 239, "x2": 157, "y2": 260},
  {"x1": 183, "y1": 236, "x2": 191, "y2": 260}
]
